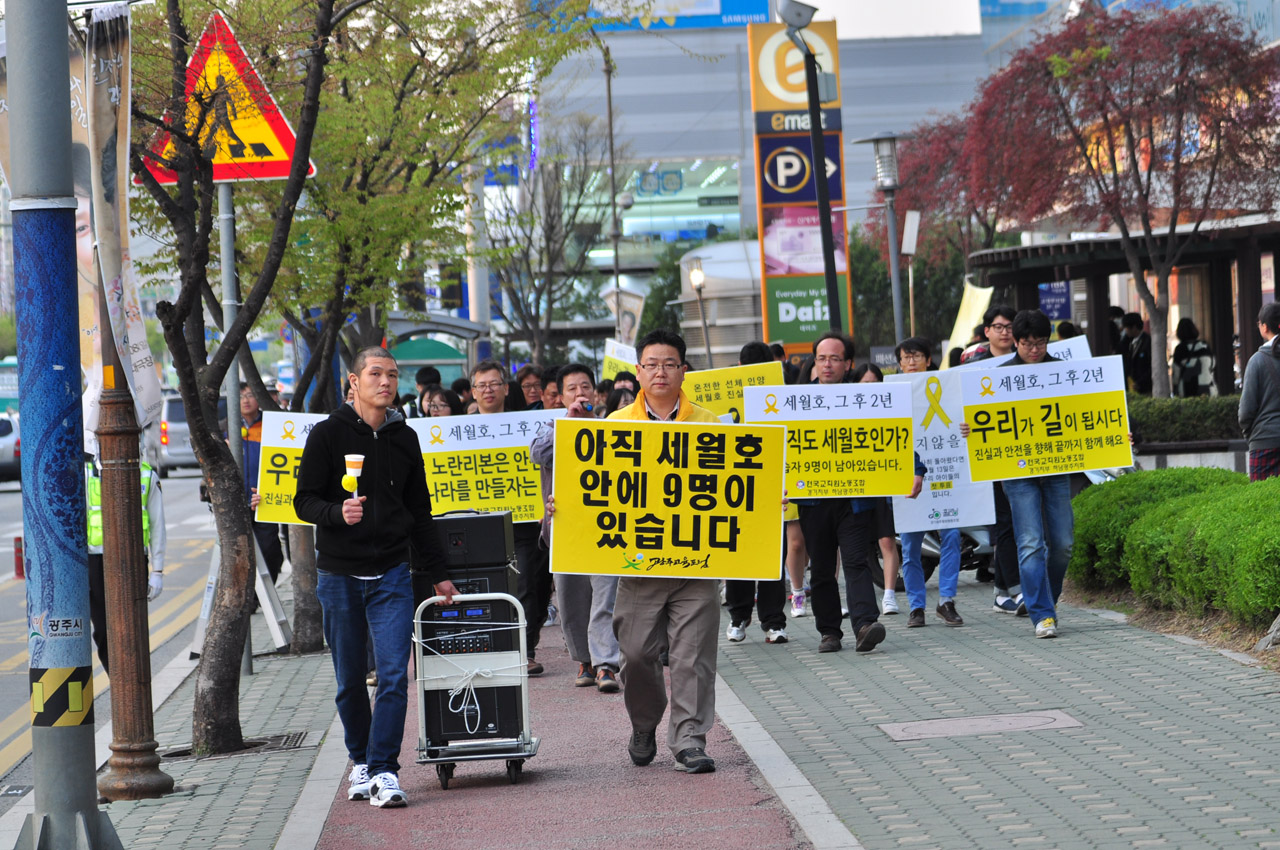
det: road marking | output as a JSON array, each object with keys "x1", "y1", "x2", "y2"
[{"x1": 0, "y1": 595, "x2": 203, "y2": 779}]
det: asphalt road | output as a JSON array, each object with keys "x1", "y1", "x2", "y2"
[{"x1": 0, "y1": 466, "x2": 226, "y2": 816}]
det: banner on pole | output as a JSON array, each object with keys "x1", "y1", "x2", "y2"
[
  {"x1": 742, "y1": 384, "x2": 914, "y2": 498},
  {"x1": 408, "y1": 410, "x2": 563, "y2": 523},
  {"x1": 550, "y1": 419, "x2": 786, "y2": 580},
  {"x1": 959, "y1": 355, "x2": 1133, "y2": 481}
]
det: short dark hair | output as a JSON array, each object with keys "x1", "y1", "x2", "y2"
[
  {"x1": 416, "y1": 365, "x2": 441, "y2": 386},
  {"x1": 1259, "y1": 303, "x2": 1280, "y2": 335},
  {"x1": 541, "y1": 368, "x2": 560, "y2": 391},
  {"x1": 451, "y1": 377, "x2": 471, "y2": 395},
  {"x1": 557, "y1": 363, "x2": 595, "y2": 389},
  {"x1": 353, "y1": 346, "x2": 396, "y2": 375},
  {"x1": 636, "y1": 329, "x2": 686, "y2": 363},
  {"x1": 1055, "y1": 320, "x2": 1078, "y2": 339},
  {"x1": 613, "y1": 370, "x2": 637, "y2": 387},
  {"x1": 983, "y1": 305, "x2": 1016, "y2": 326},
  {"x1": 851, "y1": 362, "x2": 883, "y2": 382},
  {"x1": 1122, "y1": 312, "x2": 1144, "y2": 331},
  {"x1": 1108, "y1": 305, "x2": 1126, "y2": 320},
  {"x1": 770, "y1": 343, "x2": 786, "y2": 359},
  {"x1": 739, "y1": 341, "x2": 773, "y2": 365},
  {"x1": 470, "y1": 359, "x2": 506, "y2": 380},
  {"x1": 514, "y1": 364, "x2": 540, "y2": 385},
  {"x1": 894, "y1": 337, "x2": 933, "y2": 364},
  {"x1": 1012, "y1": 309, "x2": 1052, "y2": 341},
  {"x1": 811, "y1": 330, "x2": 854, "y2": 360}
]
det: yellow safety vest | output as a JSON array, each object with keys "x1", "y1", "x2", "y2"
[{"x1": 86, "y1": 462, "x2": 152, "y2": 549}]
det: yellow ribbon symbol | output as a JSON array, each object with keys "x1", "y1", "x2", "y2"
[
  {"x1": 764, "y1": 394, "x2": 779, "y2": 414},
  {"x1": 979, "y1": 376, "x2": 995, "y2": 398},
  {"x1": 430, "y1": 425, "x2": 444, "y2": 445},
  {"x1": 281, "y1": 421, "x2": 296, "y2": 440},
  {"x1": 921, "y1": 377, "x2": 951, "y2": 429}
]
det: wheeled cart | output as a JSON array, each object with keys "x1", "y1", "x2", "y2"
[{"x1": 414, "y1": 592, "x2": 539, "y2": 788}]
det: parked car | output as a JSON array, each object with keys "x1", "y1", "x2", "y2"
[
  {"x1": 0, "y1": 413, "x2": 19, "y2": 481},
  {"x1": 157, "y1": 394, "x2": 226, "y2": 478}
]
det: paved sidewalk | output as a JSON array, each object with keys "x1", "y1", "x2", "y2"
[{"x1": 6, "y1": 573, "x2": 1280, "y2": 849}]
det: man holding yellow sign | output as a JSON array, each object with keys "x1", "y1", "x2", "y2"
[{"x1": 960, "y1": 311, "x2": 1132, "y2": 641}]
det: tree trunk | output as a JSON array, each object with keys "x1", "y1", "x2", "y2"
[
  {"x1": 1148, "y1": 271, "x2": 1172, "y2": 398},
  {"x1": 288, "y1": 524, "x2": 323, "y2": 654},
  {"x1": 191, "y1": 449, "x2": 255, "y2": 755}
]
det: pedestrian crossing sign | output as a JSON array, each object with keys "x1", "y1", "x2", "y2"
[{"x1": 138, "y1": 12, "x2": 316, "y2": 185}]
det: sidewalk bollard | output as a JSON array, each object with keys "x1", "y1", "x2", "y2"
[{"x1": 14, "y1": 536, "x2": 22, "y2": 579}]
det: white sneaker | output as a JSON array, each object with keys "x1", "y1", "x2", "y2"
[
  {"x1": 882, "y1": 592, "x2": 899, "y2": 615},
  {"x1": 348, "y1": 764, "x2": 373, "y2": 801},
  {"x1": 369, "y1": 772, "x2": 408, "y2": 808},
  {"x1": 726, "y1": 622, "x2": 746, "y2": 642},
  {"x1": 789, "y1": 592, "x2": 808, "y2": 618},
  {"x1": 765, "y1": 627, "x2": 788, "y2": 644},
  {"x1": 1035, "y1": 617, "x2": 1058, "y2": 639}
]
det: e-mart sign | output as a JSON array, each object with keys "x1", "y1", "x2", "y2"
[{"x1": 747, "y1": 22, "x2": 841, "y2": 116}]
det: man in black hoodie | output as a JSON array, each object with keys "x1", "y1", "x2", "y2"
[{"x1": 295, "y1": 346, "x2": 457, "y2": 809}]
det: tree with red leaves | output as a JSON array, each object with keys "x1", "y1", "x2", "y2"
[{"x1": 977, "y1": 3, "x2": 1280, "y2": 396}]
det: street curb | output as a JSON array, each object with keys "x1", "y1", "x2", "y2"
[
  {"x1": 0, "y1": 644, "x2": 198, "y2": 846},
  {"x1": 273, "y1": 709, "x2": 346, "y2": 850},
  {"x1": 714, "y1": 674, "x2": 863, "y2": 850}
]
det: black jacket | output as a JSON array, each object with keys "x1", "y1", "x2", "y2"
[{"x1": 294, "y1": 404, "x2": 448, "y2": 583}]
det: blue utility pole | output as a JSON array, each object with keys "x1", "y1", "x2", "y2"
[{"x1": 8, "y1": 2, "x2": 122, "y2": 846}]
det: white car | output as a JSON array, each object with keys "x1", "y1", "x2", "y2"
[{"x1": 0, "y1": 413, "x2": 20, "y2": 481}]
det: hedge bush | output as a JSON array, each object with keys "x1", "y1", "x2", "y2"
[
  {"x1": 1069, "y1": 467, "x2": 1247, "y2": 589},
  {"x1": 1122, "y1": 492, "x2": 1207, "y2": 609},
  {"x1": 1190, "y1": 477, "x2": 1280, "y2": 626},
  {"x1": 1127, "y1": 393, "x2": 1242, "y2": 443}
]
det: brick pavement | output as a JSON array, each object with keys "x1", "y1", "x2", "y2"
[{"x1": 8, "y1": 571, "x2": 1280, "y2": 850}]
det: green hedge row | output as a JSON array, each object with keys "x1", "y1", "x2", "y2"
[
  {"x1": 1070, "y1": 468, "x2": 1280, "y2": 626},
  {"x1": 1127, "y1": 393, "x2": 1242, "y2": 443}
]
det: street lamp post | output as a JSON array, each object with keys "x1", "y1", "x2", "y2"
[
  {"x1": 689, "y1": 262, "x2": 713, "y2": 368},
  {"x1": 855, "y1": 132, "x2": 907, "y2": 344},
  {"x1": 783, "y1": 11, "x2": 842, "y2": 331}
]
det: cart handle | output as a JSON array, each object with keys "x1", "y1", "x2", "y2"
[{"x1": 415, "y1": 592, "x2": 525, "y2": 622}]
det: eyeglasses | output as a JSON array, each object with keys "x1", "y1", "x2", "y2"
[
  {"x1": 427, "y1": 402, "x2": 450, "y2": 412},
  {"x1": 473, "y1": 381, "x2": 505, "y2": 392},
  {"x1": 899, "y1": 352, "x2": 927, "y2": 363},
  {"x1": 815, "y1": 355, "x2": 846, "y2": 365},
  {"x1": 520, "y1": 381, "x2": 540, "y2": 391},
  {"x1": 638, "y1": 361, "x2": 682, "y2": 373},
  {"x1": 988, "y1": 322, "x2": 1013, "y2": 333},
  {"x1": 1018, "y1": 337, "x2": 1049, "y2": 351}
]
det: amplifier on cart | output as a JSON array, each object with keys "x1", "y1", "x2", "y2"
[{"x1": 414, "y1": 511, "x2": 517, "y2": 611}]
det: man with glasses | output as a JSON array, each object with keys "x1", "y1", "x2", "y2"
[
  {"x1": 962, "y1": 310, "x2": 1071, "y2": 639},
  {"x1": 894, "y1": 339, "x2": 962, "y2": 628},
  {"x1": 795, "y1": 330, "x2": 890, "y2": 654},
  {"x1": 968, "y1": 305, "x2": 1022, "y2": 613},
  {"x1": 540, "y1": 369, "x2": 564, "y2": 410},
  {"x1": 472, "y1": 359, "x2": 552, "y2": 673},
  {"x1": 609, "y1": 329, "x2": 722, "y2": 775}
]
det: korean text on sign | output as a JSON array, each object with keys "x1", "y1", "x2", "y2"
[
  {"x1": 602, "y1": 339, "x2": 637, "y2": 381},
  {"x1": 886, "y1": 371, "x2": 994, "y2": 532},
  {"x1": 683, "y1": 361, "x2": 785, "y2": 422},
  {"x1": 408, "y1": 409, "x2": 563, "y2": 523},
  {"x1": 549, "y1": 419, "x2": 786, "y2": 580},
  {"x1": 742, "y1": 383, "x2": 914, "y2": 498},
  {"x1": 255, "y1": 411, "x2": 328, "y2": 525},
  {"x1": 959, "y1": 354, "x2": 1133, "y2": 482}
]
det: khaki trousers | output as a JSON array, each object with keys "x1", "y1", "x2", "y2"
[{"x1": 612, "y1": 576, "x2": 720, "y2": 756}]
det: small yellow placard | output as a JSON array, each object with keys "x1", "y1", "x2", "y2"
[
  {"x1": 550, "y1": 419, "x2": 786, "y2": 580},
  {"x1": 602, "y1": 339, "x2": 637, "y2": 381},
  {"x1": 254, "y1": 412, "x2": 327, "y2": 525},
  {"x1": 421, "y1": 446, "x2": 544, "y2": 522},
  {"x1": 683, "y1": 361, "x2": 785, "y2": 422}
]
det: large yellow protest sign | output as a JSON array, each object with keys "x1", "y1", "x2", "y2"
[
  {"x1": 684, "y1": 361, "x2": 785, "y2": 422},
  {"x1": 960, "y1": 355, "x2": 1133, "y2": 481},
  {"x1": 550, "y1": 419, "x2": 786, "y2": 580},
  {"x1": 255, "y1": 411, "x2": 327, "y2": 525},
  {"x1": 409, "y1": 410, "x2": 563, "y2": 523},
  {"x1": 742, "y1": 384, "x2": 914, "y2": 497}
]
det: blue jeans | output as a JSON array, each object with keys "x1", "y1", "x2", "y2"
[
  {"x1": 317, "y1": 563, "x2": 414, "y2": 777},
  {"x1": 1002, "y1": 476, "x2": 1073, "y2": 626},
  {"x1": 901, "y1": 528, "x2": 961, "y2": 612}
]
